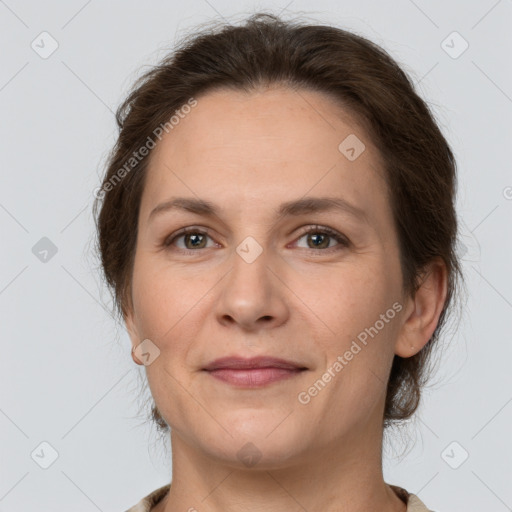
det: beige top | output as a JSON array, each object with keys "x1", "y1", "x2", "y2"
[{"x1": 125, "y1": 483, "x2": 434, "y2": 511}]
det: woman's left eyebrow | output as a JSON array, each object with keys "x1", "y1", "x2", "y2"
[
  {"x1": 274, "y1": 196, "x2": 369, "y2": 225},
  {"x1": 147, "y1": 196, "x2": 370, "y2": 225}
]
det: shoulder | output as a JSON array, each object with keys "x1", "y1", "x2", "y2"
[
  {"x1": 127, "y1": 482, "x2": 436, "y2": 512},
  {"x1": 389, "y1": 484, "x2": 435, "y2": 512},
  {"x1": 124, "y1": 484, "x2": 171, "y2": 512}
]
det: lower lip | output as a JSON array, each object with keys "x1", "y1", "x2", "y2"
[{"x1": 205, "y1": 368, "x2": 305, "y2": 387}]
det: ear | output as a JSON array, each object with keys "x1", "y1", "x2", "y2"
[
  {"x1": 395, "y1": 257, "x2": 448, "y2": 358},
  {"x1": 123, "y1": 305, "x2": 140, "y2": 349},
  {"x1": 124, "y1": 306, "x2": 144, "y2": 365}
]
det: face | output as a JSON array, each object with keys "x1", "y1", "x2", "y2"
[{"x1": 125, "y1": 86, "x2": 411, "y2": 468}]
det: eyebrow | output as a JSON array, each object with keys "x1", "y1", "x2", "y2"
[{"x1": 148, "y1": 196, "x2": 369, "y2": 225}]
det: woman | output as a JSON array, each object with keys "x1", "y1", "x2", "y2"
[{"x1": 93, "y1": 12, "x2": 463, "y2": 512}]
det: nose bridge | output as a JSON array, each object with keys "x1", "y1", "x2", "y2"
[
  {"x1": 229, "y1": 237, "x2": 272, "y2": 304},
  {"x1": 215, "y1": 235, "x2": 288, "y2": 329}
]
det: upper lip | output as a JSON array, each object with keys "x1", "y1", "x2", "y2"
[{"x1": 202, "y1": 356, "x2": 307, "y2": 371}]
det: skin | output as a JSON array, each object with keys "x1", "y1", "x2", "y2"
[{"x1": 125, "y1": 86, "x2": 448, "y2": 512}]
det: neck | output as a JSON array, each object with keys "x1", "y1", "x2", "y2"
[{"x1": 158, "y1": 420, "x2": 407, "y2": 512}]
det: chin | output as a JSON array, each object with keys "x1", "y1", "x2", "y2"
[
  {"x1": 218, "y1": 407, "x2": 297, "y2": 439},
  {"x1": 200, "y1": 420, "x2": 306, "y2": 469}
]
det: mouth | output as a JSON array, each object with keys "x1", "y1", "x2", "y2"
[{"x1": 202, "y1": 356, "x2": 308, "y2": 388}]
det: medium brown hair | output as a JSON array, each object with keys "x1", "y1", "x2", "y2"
[{"x1": 93, "y1": 12, "x2": 464, "y2": 431}]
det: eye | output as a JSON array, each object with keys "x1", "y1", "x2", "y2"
[
  {"x1": 293, "y1": 225, "x2": 349, "y2": 252},
  {"x1": 163, "y1": 227, "x2": 216, "y2": 252}
]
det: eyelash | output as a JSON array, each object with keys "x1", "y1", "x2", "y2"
[{"x1": 163, "y1": 225, "x2": 350, "y2": 255}]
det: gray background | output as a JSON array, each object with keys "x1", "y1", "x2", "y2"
[{"x1": 1, "y1": 1, "x2": 511, "y2": 511}]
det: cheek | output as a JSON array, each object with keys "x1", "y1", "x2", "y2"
[
  {"x1": 131, "y1": 265, "x2": 197, "y2": 422},
  {"x1": 130, "y1": 255, "x2": 210, "y2": 376},
  {"x1": 306, "y1": 321, "x2": 395, "y2": 420},
  {"x1": 318, "y1": 265, "x2": 393, "y2": 334},
  {"x1": 310, "y1": 262, "x2": 400, "y2": 386},
  {"x1": 131, "y1": 254, "x2": 198, "y2": 336}
]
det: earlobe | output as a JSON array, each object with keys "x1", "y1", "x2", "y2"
[
  {"x1": 394, "y1": 258, "x2": 448, "y2": 358},
  {"x1": 124, "y1": 313, "x2": 144, "y2": 366},
  {"x1": 131, "y1": 345, "x2": 143, "y2": 365}
]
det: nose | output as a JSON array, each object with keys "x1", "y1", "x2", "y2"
[{"x1": 214, "y1": 246, "x2": 289, "y2": 332}]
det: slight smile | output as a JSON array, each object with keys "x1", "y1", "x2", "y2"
[{"x1": 202, "y1": 356, "x2": 308, "y2": 388}]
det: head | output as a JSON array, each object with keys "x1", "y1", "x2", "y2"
[{"x1": 93, "y1": 13, "x2": 463, "y2": 465}]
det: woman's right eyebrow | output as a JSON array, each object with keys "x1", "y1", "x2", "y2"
[
  {"x1": 148, "y1": 197, "x2": 217, "y2": 222},
  {"x1": 147, "y1": 196, "x2": 370, "y2": 226}
]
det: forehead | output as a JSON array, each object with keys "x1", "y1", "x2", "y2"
[{"x1": 140, "y1": 86, "x2": 390, "y2": 225}]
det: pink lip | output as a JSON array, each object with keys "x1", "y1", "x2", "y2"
[
  {"x1": 203, "y1": 356, "x2": 306, "y2": 371},
  {"x1": 202, "y1": 356, "x2": 307, "y2": 388},
  {"x1": 206, "y1": 368, "x2": 304, "y2": 387}
]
